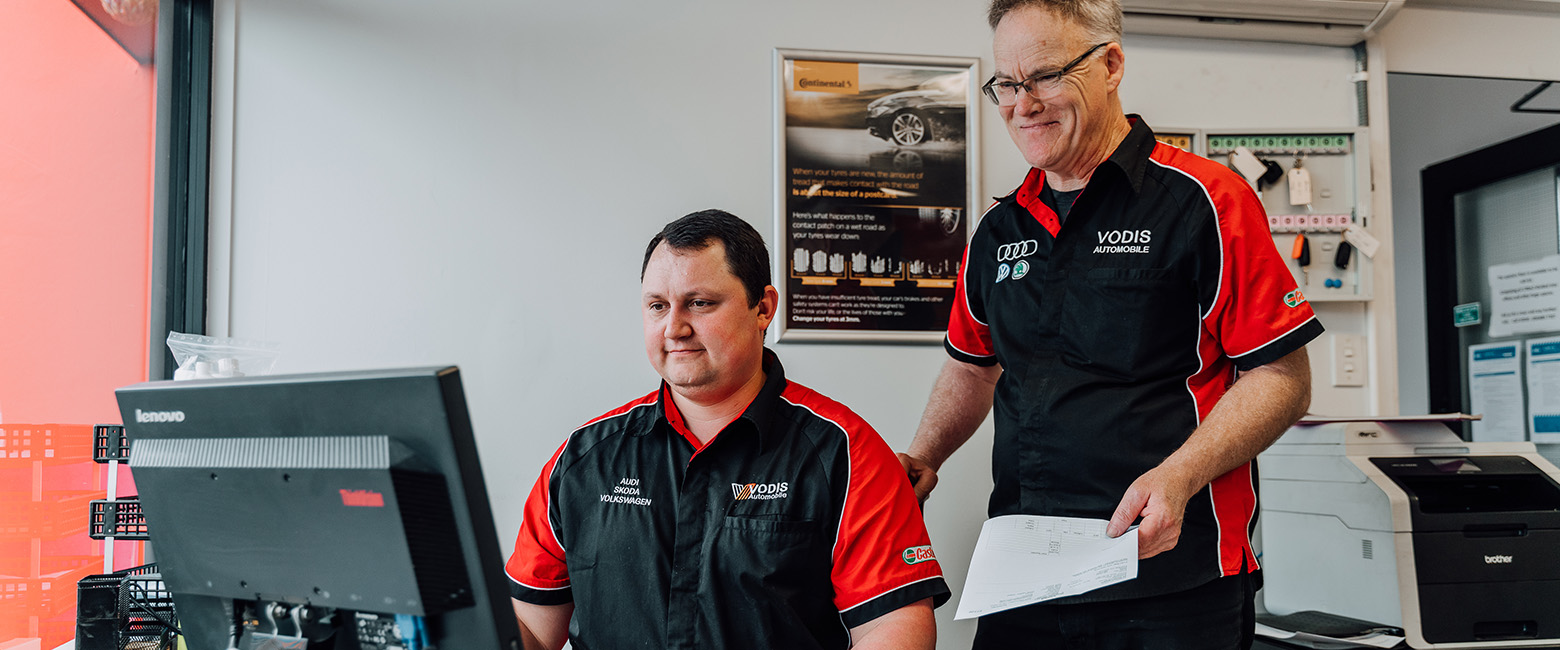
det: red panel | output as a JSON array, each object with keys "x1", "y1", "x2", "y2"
[{"x1": 0, "y1": 0, "x2": 157, "y2": 645}]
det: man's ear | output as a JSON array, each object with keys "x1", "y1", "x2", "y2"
[
  {"x1": 756, "y1": 285, "x2": 780, "y2": 332},
  {"x1": 1103, "y1": 42, "x2": 1125, "y2": 94}
]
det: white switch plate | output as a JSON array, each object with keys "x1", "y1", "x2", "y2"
[{"x1": 1331, "y1": 334, "x2": 1366, "y2": 387}]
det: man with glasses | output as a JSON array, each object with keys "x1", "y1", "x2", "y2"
[{"x1": 897, "y1": 1, "x2": 1321, "y2": 648}]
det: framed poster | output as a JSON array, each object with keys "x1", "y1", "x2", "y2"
[{"x1": 773, "y1": 49, "x2": 980, "y2": 343}]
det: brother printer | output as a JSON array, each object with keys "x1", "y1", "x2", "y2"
[{"x1": 1259, "y1": 417, "x2": 1560, "y2": 648}]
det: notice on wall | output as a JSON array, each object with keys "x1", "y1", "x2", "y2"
[
  {"x1": 1469, "y1": 342, "x2": 1526, "y2": 442},
  {"x1": 1527, "y1": 336, "x2": 1560, "y2": 443},
  {"x1": 774, "y1": 51, "x2": 978, "y2": 342},
  {"x1": 1488, "y1": 256, "x2": 1560, "y2": 338}
]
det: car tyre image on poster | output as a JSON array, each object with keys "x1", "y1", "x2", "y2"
[{"x1": 774, "y1": 49, "x2": 980, "y2": 343}]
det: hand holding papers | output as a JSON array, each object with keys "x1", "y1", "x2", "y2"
[{"x1": 954, "y1": 515, "x2": 1137, "y2": 619}]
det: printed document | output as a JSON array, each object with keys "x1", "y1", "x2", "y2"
[
  {"x1": 954, "y1": 515, "x2": 1137, "y2": 619},
  {"x1": 1527, "y1": 336, "x2": 1560, "y2": 443},
  {"x1": 1468, "y1": 342, "x2": 1525, "y2": 442}
]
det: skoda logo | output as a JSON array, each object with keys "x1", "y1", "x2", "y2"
[
  {"x1": 1012, "y1": 260, "x2": 1030, "y2": 280},
  {"x1": 996, "y1": 239, "x2": 1039, "y2": 262}
]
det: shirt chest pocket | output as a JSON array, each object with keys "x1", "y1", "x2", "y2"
[
  {"x1": 1060, "y1": 267, "x2": 1195, "y2": 379},
  {"x1": 715, "y1": 515, "x2": 828, "y2": 590}
]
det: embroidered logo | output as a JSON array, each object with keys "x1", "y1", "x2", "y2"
[
  {"x1": 902, "y1": 545, "x2": 937, "y2": 565},
  {"x1": 1092, "y1": 229, "x2": 1152, "y2": 254},
  {"x1": 731, "y1": 482, "x2": 789, "y2": 501},
  {"x1": 996, "y1": 239, "x2": 1039, "y2": 262},
  {"x1": 601, "y1": 477, "x2": 652, "y2": 507},
  {"x1": 1012, "y1": 259, "x2": 1030, "y2": 280},
  {"x1": 995, "y1": 263, "x2": 1011, "y2": 284},
  {"x1": 1284, "y1": 289, "x2": 1308, "y2": 308}
]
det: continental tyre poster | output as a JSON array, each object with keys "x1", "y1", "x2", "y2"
[{"x1": 773, "y1": 49, "x2": 979, "y2": 342}]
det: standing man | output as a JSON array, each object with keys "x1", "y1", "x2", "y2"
[
  {"x1": 899, "y1": 1, "x2": 1322, "y2": 648},
  {"x1": 508, "y1": 210, "x2": 949, "y2": 650}
]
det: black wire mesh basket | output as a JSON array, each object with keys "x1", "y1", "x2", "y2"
[
  {"x1": 76, "y1": 563, "x2": 180, "y2": 650},
  {"x1": 93, "y1": 424, "x2": 129, "y2": 463},
  {"x1": 88, "y1": 496, "x2": 150, "y2": 540}
]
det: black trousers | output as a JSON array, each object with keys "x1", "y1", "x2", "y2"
[{"x1": 971, "y1": 571, "x2": 1257, "y2": 650}]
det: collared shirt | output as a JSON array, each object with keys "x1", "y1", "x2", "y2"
[
  {"x1": 506, "y1": 351, "x2": 950, "y2": 649},
  {"x1": 946, "y1": 117, "x2": 1323, "y2": 601}
]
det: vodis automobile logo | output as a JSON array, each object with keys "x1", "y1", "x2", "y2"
[
  {"x1": 135, "y1": 408, "x2": 186, "y2": 423},
  {"x1": 1092, "y1": 229, "x2": 1152, "y2": 254},
  {"x1": 731, "y1": 482, "x2": 789, "y2": 501},
  {"x1": 996, "y1": 240, "x2": 1039, "y2": 262}
]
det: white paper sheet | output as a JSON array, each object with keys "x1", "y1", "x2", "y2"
[
  {"x1": 1488, "y1": 256, "x2": 1560, "y2": 338},
  {"x1": 1526, "y1": 336, "x2": 1560, "y2": 443},
  {"x1": 953, "y1": 515, "x2": 1137, "y2": 620},
  {"x1": 1469, "y1": 342, "x2": 1526, "y2": 442}
]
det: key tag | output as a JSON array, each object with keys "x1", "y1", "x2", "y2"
[{"x1": 1287, "y1": 157, "x2": 1312, "y2": 206}]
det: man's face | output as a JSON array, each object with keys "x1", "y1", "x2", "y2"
[
  {"x1": 992, "y1": 6, "x2": 1119, "y2": 173},
  {"x1": 642, "y1": 241, "x2": 777, "y2": 402}
]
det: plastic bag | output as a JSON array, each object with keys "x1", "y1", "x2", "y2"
[{"x1": 166, "y1": 332, "x2": 281, "y2": 380}]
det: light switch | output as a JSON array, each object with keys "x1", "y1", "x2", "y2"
[{"x1": 1331, "y1": 334, "x2": 1366, "y2": 387}]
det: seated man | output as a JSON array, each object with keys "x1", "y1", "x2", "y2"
[{"x1": 505, "y1": 210, "x2": 950, "y2": 650}]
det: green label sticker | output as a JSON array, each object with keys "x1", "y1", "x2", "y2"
[{"x1": 1454, "y1": 302, "x2": 1482, "y2": 327}]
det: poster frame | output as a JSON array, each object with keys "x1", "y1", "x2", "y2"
[{"x1": 772, "y1": 48, "x2": 981, "y2": 344}]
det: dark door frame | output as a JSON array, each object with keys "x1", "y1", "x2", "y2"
[
  {"x1": 1422, "y1": 122, "x2": 1560, "y2": 422},
  {"x1": 150, "y1": 0, "x2": 213, "y2": 380}
]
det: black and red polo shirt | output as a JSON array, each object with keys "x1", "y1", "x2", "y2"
[
  {"x1": 946, "y1": 117, "x2": 1323, "y2": 601},
  {"x1": 506, "y1": 351, "x2": 950, "y2": 649}
]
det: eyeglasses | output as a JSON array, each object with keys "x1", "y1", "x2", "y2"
[{"x1": 982, "y1": 42, "x2": 1110, "y2": 106}]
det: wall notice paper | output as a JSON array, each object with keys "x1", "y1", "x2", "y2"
[
  {"x1": 1527, "y1": 336, "x2": 1560, "y2": 443},
  {"x1": 1488, "y1": 255, "x2": 1560, "y2": 338},
  {"x1": 1469, "y1": 342, "x2": 1526, "y2": 442},
  {"x1": 954, "y1": 515, "x2": 1137, "y2": 620}
]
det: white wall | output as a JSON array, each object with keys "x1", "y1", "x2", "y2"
[
  {"x1": 210, "y1": 0, "x2": 1365, "y2": 645},
  {"x1": 1378, "y1": 7, "x2": 1560, "y2": 80}
]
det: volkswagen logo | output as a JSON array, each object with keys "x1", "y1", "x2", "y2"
[{"x1": 996, "y1": 239, "x2": 1039, "y2": 262}]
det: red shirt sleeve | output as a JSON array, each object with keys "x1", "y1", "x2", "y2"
[
  {"x1": 505, "y1": 440, "x2": 572, "y2": 603},
  {"x1": 945, "y1": 219, "x2": 997, "y2": 365},
  {"x1": 1199, "y1": 165, "x2": 1320, "y2": 370},
  {"x1": 808, "y1": 395, "x2": 950, "y2": 626}
]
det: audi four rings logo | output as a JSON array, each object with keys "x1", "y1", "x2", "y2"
[{"x1": 996, "y1": 240, "x2": 1039, "y2": 262}]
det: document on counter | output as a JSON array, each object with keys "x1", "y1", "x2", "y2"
[
  {"x1": 954, "y1": 515, "x2": 1137, "y2": 620},
  {"x1": 1468, "y1": 342, "x2": 1526, "y2": 442}
]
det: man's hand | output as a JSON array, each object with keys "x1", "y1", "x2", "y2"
[
  {"x1": 1104, "y1": 347, "x2": 1313, "y2": 560},
  {"x1": 1105, "y1": 465, "x2": 1198, "y2": 559},
  {"x1": 897, "y1": 453, "x2": 939, "y2": 504},
  {"x1": 901, "y1": 358, "x2": 1001, "y2": 506}
]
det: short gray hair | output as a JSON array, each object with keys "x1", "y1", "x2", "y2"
[{"x1": 987, "y1": 0, "x2": 1122, "y2": 44}]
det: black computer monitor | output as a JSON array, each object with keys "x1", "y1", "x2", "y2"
[{"x1": 116, "y1": 367, "x2": 521, "y2": 650}]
